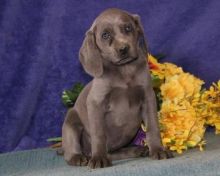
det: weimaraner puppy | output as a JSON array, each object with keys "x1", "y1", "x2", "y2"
[{"x1": 61, "y1": 8, "x2": 173, "y2": 169}]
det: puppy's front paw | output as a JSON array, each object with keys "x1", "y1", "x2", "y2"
[
  {"x1": 67, "y1": 154, "x2": 88, "y2": 166},
  {"x1": 138, "y1": 146, "x2": 150, "y2": 157},
  {"x1": 88, "y1": 156, "x2": 112, "y2": 169},
  {"x1": 150, "y1": 147, "x2": 174, "y2": 160}
]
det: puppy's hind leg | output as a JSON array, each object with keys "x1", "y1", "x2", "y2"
[
  {"x1": 62, "y1": 108, "x2": 88, "y2": 166},
  {"x1": 108, "y1": 146, "x2": 149, "y2": 161}
]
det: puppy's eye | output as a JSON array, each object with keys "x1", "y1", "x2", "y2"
[
  {"x1": 124, "y1": 24, "x2": 133, "y2": 33},
  {"x1": 102, "y1": 31, "x2": 111, "y2": 40}
]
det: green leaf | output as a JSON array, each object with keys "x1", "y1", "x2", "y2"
[
  {"x1": 62, "y1": 82, "x2": 84, "y2": 108},
  {"x1": 151, "y1": 74, "x2": 164, "y2": 88},
  {"x1": 47, "y1": 137, "x2": 62, "y2": 142}
]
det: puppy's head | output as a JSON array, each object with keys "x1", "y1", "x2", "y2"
[{"x1": 79, "y1": 8, "x2": 147, "y2": 77}]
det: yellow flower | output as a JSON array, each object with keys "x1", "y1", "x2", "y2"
[
  {"x1": 201, "y1": 81, "x2": 220, "y2": 134},
  {"x1": 155, "y1": 56, "x2": 206, "y2": 153},
  {"x1": 162, "y1": 138, "x2": 172, "y2": 144},
  {"x1": 187, "y1": 140, "x2": 197, "y2": 147},
  {"x1": 160, "y1": 76, "x2": 185, "y2": 100},
  {"x1": 170, "y1": 140, "x2": 187, "y2": 154},
  {"x1": 178, "y1": 73, "x2": 204, "y2": 97},
  {"x1": 148, "y1": 54, "x2": 165, "y2": 79},
  {"x1": 160, "y1": 72, "x2": 204, "y2": 101},
  {"x1": 146, "y1": 54, "x2": 220, "y2": 154},
  {"x1": 148, "y1": 54, "x2": 161, "y2": 70},
  {"x1": 162, "y1": 63, "x2": 183, "y2": 78},
  {"x1": 198, "y1": 140, "x2": 206, "y2": 151},
  {"x1": 148, "y1": 55, "x2": 184, "y2": 80}
]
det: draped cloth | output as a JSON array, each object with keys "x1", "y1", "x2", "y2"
[{"x1": 0, "y1": 0, "x2": 220, "y2": 152}]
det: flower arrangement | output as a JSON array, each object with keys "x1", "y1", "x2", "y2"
[
  {"x1": 141, "y1": 55, "x2": 220, "y2": 154},
  {"x1": 48, "y1": 54, "x2": 220, "y2": 154},
  {"x1": 202, "y1": 81, "x2": 220, "y2": 134}
]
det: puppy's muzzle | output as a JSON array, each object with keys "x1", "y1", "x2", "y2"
[
  {"x1": 114, "y1": 44, "x2": 137, "y2": 65},
  {"x1": 115, "y1": 57, "x2": 138, "y2": 65},
  {"x1": 118, "y1": 44, "x2": 130, "y2": 59}
]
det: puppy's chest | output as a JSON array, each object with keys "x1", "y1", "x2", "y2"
[
  {"x1": 105, "y1": 86, "x2": 144, "y2": 131},
  {"x1": 107, "y1": 86, "x2": 145, "y2": 111}
]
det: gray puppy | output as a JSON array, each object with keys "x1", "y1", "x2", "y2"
[{"x1": 61, "y1": 8, "x2": 173, "y2": 169}]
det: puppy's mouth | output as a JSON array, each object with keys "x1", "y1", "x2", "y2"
[{"x1": 115, "y1": 57, "x2": 138, "y2": 66}]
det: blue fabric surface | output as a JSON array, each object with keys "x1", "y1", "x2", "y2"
[
  {"x1": 0, "y1": 0, "x2": 220, "y2": 153},
  {"x1": 0, "y1": 133, "x2": 220, "y2": 176}
]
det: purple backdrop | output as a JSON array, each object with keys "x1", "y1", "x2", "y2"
[{"x1": 0, "y1": 0, "x2": 220, "y2": 153}]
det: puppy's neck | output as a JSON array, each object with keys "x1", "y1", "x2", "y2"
[
  {"x1": 103, "y1": 57, "x2": 146, "y2": 84},
  {"x1": 120, "y1": 56, "x2": 146, "y2": 74},
  {"x1": 118, "y1": 64, "x2": 137, "y2": 82}
]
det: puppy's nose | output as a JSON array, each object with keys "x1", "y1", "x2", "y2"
[{"x1": 119, "y1": 45, "x2": 129, "y2": 57}]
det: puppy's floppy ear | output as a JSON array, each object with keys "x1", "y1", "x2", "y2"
[
  {"x1": 79, "y1": 30, "x2": 103, "y2": 77},
  {"x1": 132, "y1": 14, "x2": 148, "y2": 54}
]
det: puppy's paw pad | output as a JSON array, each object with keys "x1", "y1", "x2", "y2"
[
  {"x1": 67, "y1": 154, "x2": 88, "y2": 166},
  {"x1": 88, "y1": 156, "x2": 112, "y2": 169},
  {"x1": 150, "y1": 149, "x2": 174, "y2": 160}
]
